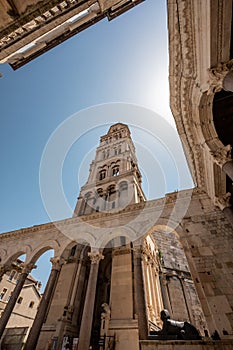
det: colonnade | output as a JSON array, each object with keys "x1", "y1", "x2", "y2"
[{"x1": 0, "y1": 250, "x2": 106, "y2": 350}]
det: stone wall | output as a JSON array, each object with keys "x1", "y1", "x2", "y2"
[
  {"x1": 153, "y1": 227, "x2": 207, "y2": 334},
  {"x1": 140, "y1": 339, "x2": 233, "y2": 350}
]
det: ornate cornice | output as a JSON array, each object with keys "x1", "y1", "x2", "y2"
[
  {"x1": 0, "y1": 1, "x2": 96, "y2": 52},
  {"x1": 168, "y1": 0, "x2": 205, "y2": 188}
]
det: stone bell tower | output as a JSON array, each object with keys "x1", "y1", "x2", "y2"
[
  {"x1": 35, "y1": 123, "x2": 164, "y2": 350},
  {"x1": 74, "y1": 122, "x2": 146, "y2": 216}
]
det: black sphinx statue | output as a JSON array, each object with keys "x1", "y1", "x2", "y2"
[{"x1": 150, "y1": 309, "x2": 202, "y2": 340}]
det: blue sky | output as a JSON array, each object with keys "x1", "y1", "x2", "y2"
[{"x1": 0, "y1": 0, "x2": 193, "y2": 289}]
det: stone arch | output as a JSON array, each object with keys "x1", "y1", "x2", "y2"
[
  {"x1": 0, "y1": 248, "x2": 7, "y2": 264},
  {"x1": 26, "y1": 239, "x2": 60, "y2": 265},
  {"x1": 98, "y1": 167, "x2": 107, "y2": 181},
  {"x1": 2, "y1": 247, "x2": 30, "y2": 267},
  {"x1": 193, "y1": 89, "x2": 230, "y2": 198},
  {"x1": 111, "y1": 162, "x2": 120, "y2": 177},
  {"x1": 77, "y1": 231, "x2": 98, "y2": 248},
  {"x1": 97, "y1": 226, "x2": 136, "y2": 249},
  {"x1": 60, "y1": 236, "x2": 90, "y2": 262}
]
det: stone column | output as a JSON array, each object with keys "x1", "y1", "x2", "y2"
[
  {"x1": 179, "y1": 276, "x2": 194, "y2": 324},
  {"x1": 133, "y1": 247, "x2": 148, "y2": 339},
  {"x1": 0, "y1": 263, "x2": 36, "y2": 339},
  {"x1": 78, "y1": 251, "x2": 104, "y2": 350},
  {"x1": 159, "y1": 275, "x2": 172, "y2": 315},
  {"x1": 223, "y1": 70, "x2": 233, "y2": 92},
  {"x1": 223, "y1": 160, "x2": 233, "y2": 181},
  {"x1": 211, "y1": 144, "x2": 233, "y2": 227},
  {"x1": 24, "y1": 258, "x2": 62, "y2": 350}
]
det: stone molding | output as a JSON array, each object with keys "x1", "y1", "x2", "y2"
[
  {"x1": 0, "y1": 0, "x2": 144, "y2": 69},
  {"x1": 113, "y1": 247, "x2": 131, "y2": 256},
  {"x1": 0, "y1": 1, "x2": 97, "y2": 55},
  {"x1": 168, "y1": 0, "x2": 205, "y2": 188}
]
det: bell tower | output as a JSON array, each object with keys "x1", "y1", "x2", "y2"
[
  {"x1": 36, "y1": 123, "x2": 164, "y2": 350},
  {"x1": 74, "y1": 123, "x2": 146, "y2": 216}
]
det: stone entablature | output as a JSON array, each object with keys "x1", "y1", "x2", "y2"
[{"x1": 0, "y1": 0, "x2": 144, "y2": 69}]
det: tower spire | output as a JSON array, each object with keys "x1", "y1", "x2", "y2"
[{"x1": 74, "y1": 123, "x2": 146, "y2": 216}]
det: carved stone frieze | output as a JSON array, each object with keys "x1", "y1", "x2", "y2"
[{"x1": 168, "y1": 0, "x2": 205, "y2": 188}]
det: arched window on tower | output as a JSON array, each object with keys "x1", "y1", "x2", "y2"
[
  {"x1": 107, "y1": 185, "x2": 116, "y2": 206},
  {"x1": 99, "y1": 170, "x2": 106, "y2": 180},
  {"x1": 112, "y1": 166, "x2": 119, "y2": 176}
]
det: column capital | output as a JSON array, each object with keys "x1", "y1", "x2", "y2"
[
  {"x1": 214, "y1": 193, "x2": 231, "y2": 210},
  {"x1": 50, "y1": 257, "x2": 64, "y2": 270},
  {"x1": 208, "y1": 59, "x2": 233, "y2": 94},
  {"x1": 88, "y1": 252, "x2": 104, "y2": 264},
  {"x1": 210, "y1": 144, "x2": 232, "y2": 168},
  {"x1": 21, "y1": 263, "x2": 37, "y2": 274}
]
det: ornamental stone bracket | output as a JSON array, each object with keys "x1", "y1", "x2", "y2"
[
  {"x1": 208, "y1": 59, "x2": 233, "y2": 94},
  {"x1": 214, "y1": 193, "x2": 231, "y2": 211},
  {"x1": 210, "y1": 144, "x2": 232, "y2": 168}
]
